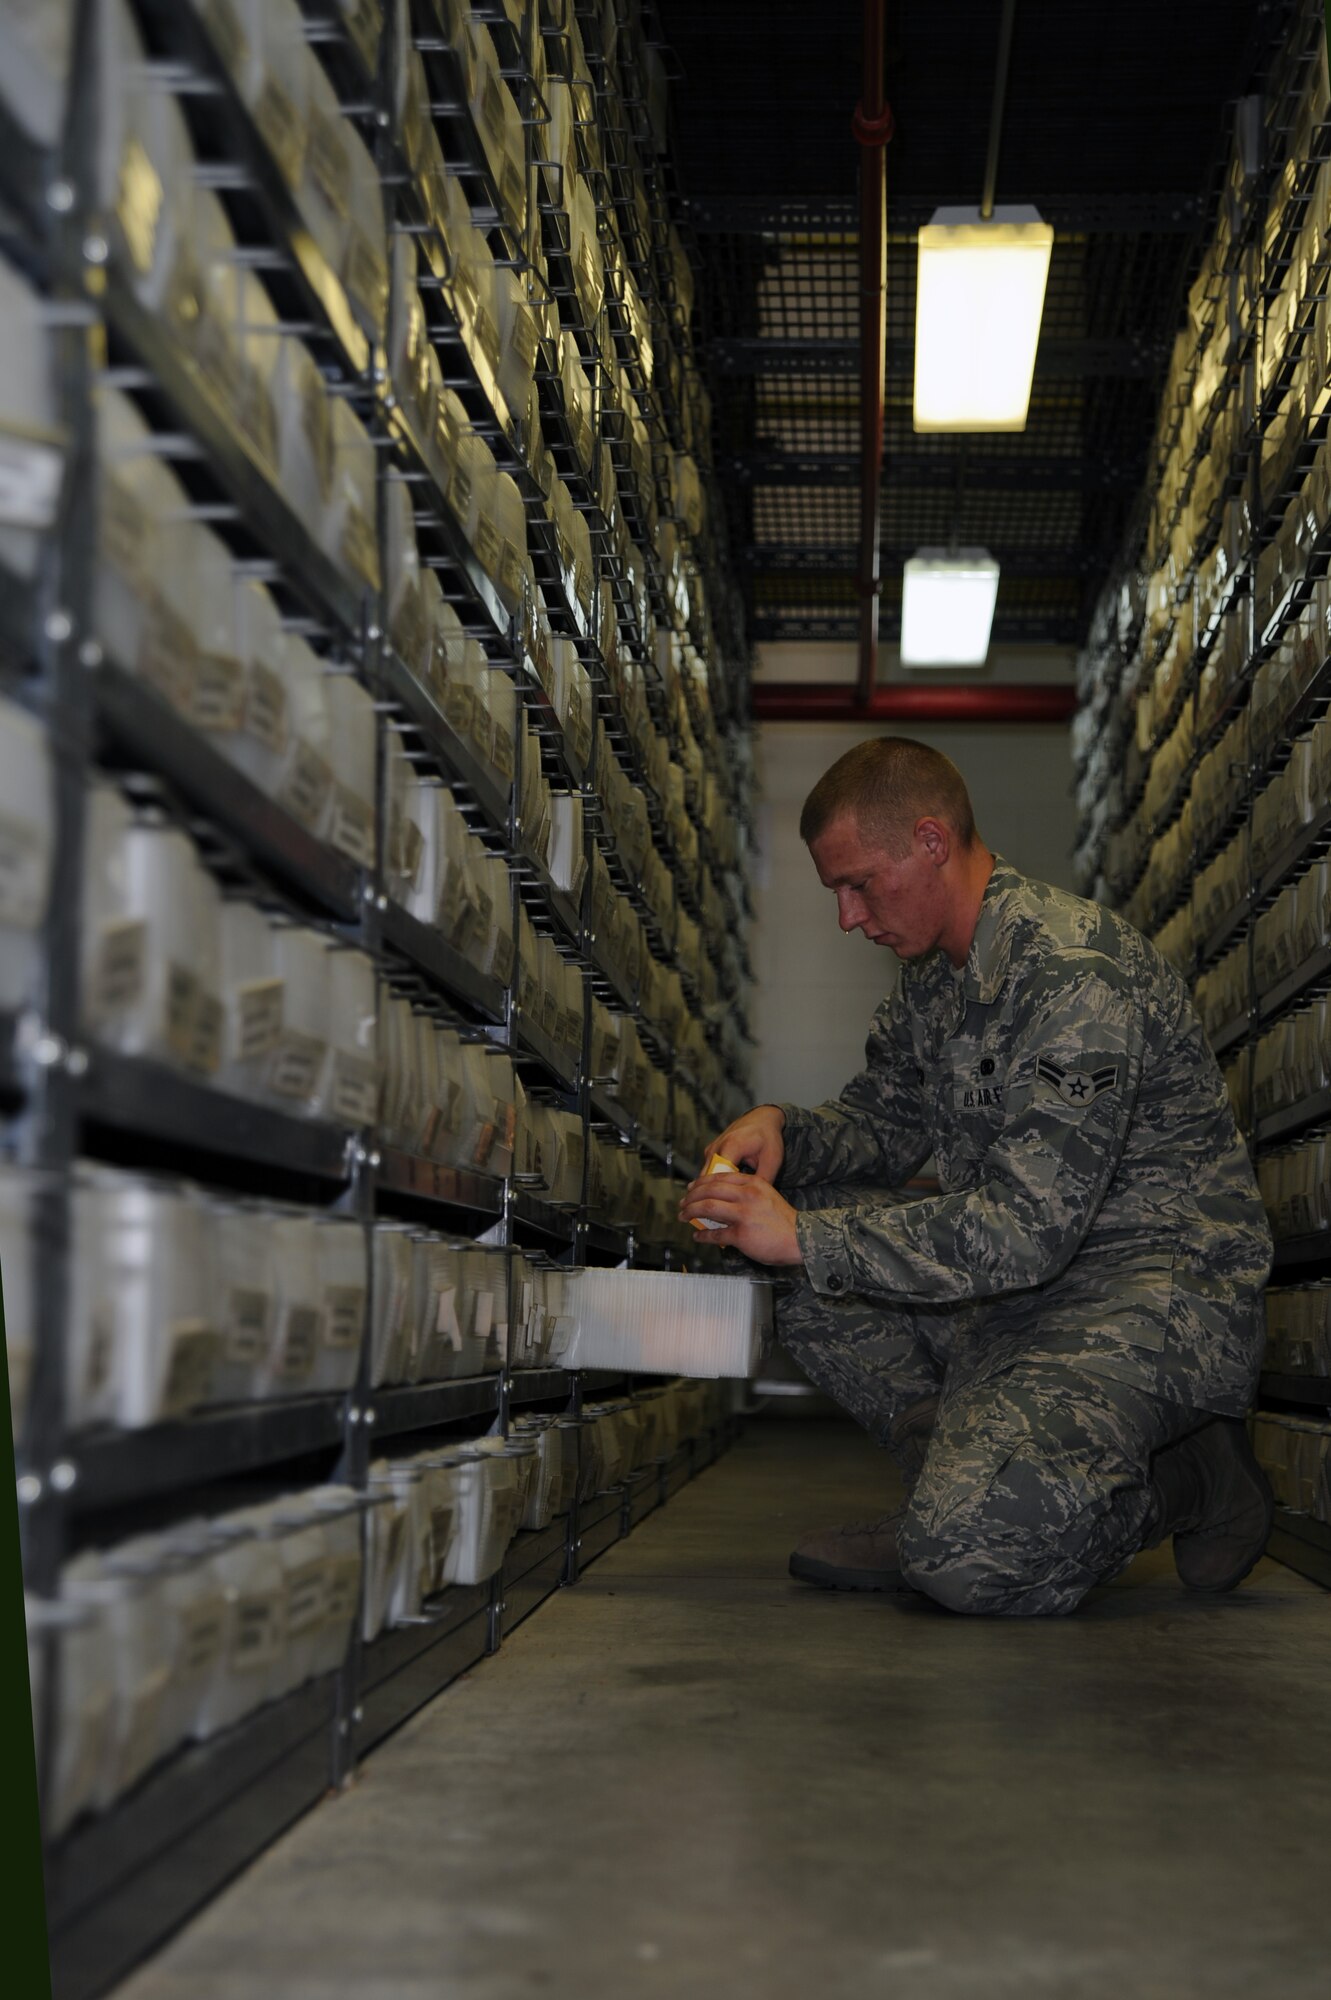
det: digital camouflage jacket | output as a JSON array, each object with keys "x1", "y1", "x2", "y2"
[{"x1": 777, "y1": 859, "x2": 1273, "y2": 1415}]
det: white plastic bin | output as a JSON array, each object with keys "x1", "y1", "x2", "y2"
[
  {"x1": 311, "y1": 1217, "x2": 367, "y2": 1393},
  {"x1": 204, "y1": 1200, "x2": 276, "y2": 1406},
  {"x1": 67, "y1": 1167, "x2": 219, "y2": 1430},
  {"x1": 323, "y1": 673, "x2": 377, "y2": 867},
  {"x1": 0, "y1": 696, "x2": 53, "y2": 1012},
  {"x1": 40, "y1": 1594, "x2": 111, "y2": 1836},
  {"x1": 61, "y1": 1550, "x2": 175, "y2": 1812},
  {"x1": 324, "y1": 945, "x2": 379, "y2": 1127},
  {"x1": 261, "y1": 1212, "x2": 324, "y2": 1395},
  {"x1": 370, "y1": 1224, "x2": 416, "y2": 1386},
  {"x1": 196, "y1": 1518, "x2": 285, "y2": 1735},
  {"x1": 363, "y1": 1461, "x2": 418, "y2": 1639},
  {"x1": 254, "y1": 925, "x2": 331, "y2": 1117},
  {"x1": 80, "y1": 805, "x2": 224, "y2": 1077},
  {"x1": 440, "y1": 1442, "x2": 531, "y2": 1585}
]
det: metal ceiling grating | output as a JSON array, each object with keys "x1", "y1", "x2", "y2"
[{"x1": 657, "y1": 0, "x2": 1295, "y2": 652}]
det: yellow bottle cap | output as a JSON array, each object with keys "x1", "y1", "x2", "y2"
[{"x1": 691, "y1": 1152, "x2": 739, "y2": 1230}]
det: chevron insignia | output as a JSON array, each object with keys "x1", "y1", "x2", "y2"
[{"x1": 1035, "y1": 1057, "x2": 1120, "y2": 1106}]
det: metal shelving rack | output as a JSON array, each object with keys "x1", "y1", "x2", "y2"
[
  {"x1": 1070, "y1": 0, "x2": 1331, "y2": 1593},
  {"x1": 0, "y1": 3, "x2": 755, "y2": 1994}
]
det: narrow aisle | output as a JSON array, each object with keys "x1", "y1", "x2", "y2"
[{"x1": 118, "y1": 1420, "x2": 1331, "y2": 2000}]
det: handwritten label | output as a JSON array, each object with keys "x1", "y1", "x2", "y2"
[
  {"x1": 235, "y1": 976, "x2": 284, "y2": 1061},
  {"x1": 139, "y1": 596, "x2": 199, "y2": 714},
  {"x1": 473, "y1": 515, "x2": 502, "y2": 584},
  {"x1": 230, "y1": 1591, "x2": 282, "y2": 1672},
  {"x1": 277, "y1": 1302, "x2": 321, "y2": 1379},
  {"x1": 162, "y1": 1318, "x2": 217, "y2": 1416},
  {"x1": 278, "y1": 741, "x2": 333, "y2": 829},
  {"x1": 188, "y1": 991, "x2": 224, "y2": 1075},
  {"x1": 244, "y1": 661, "x2": 289, "y2": 754},
  {"x1": 331, "y1": 1050, "x2": 377, "y2": 1126},
  {"x1": 226, "y1": 1285, "x2": 271, "y2": 1364},
  {"x1": 322, "y1": 1283, "x2": 366, "y2": 1350},
  {"x1": 265, "y1": 1029, "x2": 327, "y2": 1103},
  {"x1": 164, "y1": 960, "x2": 201, "y2": 1066},
  {"x1": 329, "y1": 784, "x2": 375, "y2": 867},
  {"x1": 192, "y1": 650, "x2": 246, "y2": 733},
  {"x1": 284, "y1": 1560, "x2": 328, "y2": 1637},
  {"x1": 341, "y1": 506, "x2": 379, "y2": 592},
  {"x1": 179, "y1": 1595, "x2": 226, "y2": 1677}
]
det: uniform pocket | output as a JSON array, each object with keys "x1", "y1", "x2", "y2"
[
  {"x1": 1103, "y1": 1256, "x2": 1175, "y2": 1352},
  {"x1": 949, "y1": 1060, "x2": 1009, "y2": 1119}
]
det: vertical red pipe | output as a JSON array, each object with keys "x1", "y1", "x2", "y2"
[{"x1": 853, "y1": 0, "x2": 892, "y2": 708}]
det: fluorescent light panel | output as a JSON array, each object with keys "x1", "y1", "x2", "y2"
[
  {"x1": 900, "y1": 549, "x2": 1000, "y2": 667},
  {"x1": 913, "y1": 205, "x2": 1054, "y2": 432}
]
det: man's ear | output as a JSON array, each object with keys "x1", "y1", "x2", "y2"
[{"x1": 915, "y1": 817, "x2": 951, "y2": 868}]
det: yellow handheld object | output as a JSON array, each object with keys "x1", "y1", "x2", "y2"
[{"x1": 691, "y1": 1152, "x2": 739, "y2": 1232}]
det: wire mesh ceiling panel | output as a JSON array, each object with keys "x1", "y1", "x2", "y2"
[{"x1": 654, "y1": 0, "x2": 1294, "y2": 652}]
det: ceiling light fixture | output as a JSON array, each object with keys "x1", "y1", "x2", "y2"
[
  {"x1": 912, "y1": 204, "x2": 1053, "y2": 432},
  {"x1": 900, "y1": 549, "x2": 1001, "y2": 667}
]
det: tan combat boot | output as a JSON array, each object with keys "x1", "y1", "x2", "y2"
[
  {"x1": 1148, "y1": 1417, "x2": 1274, "y2": 1592},
  {"x1": 787, "y1": 1395, "x2": 939, "y2": 1593},
  {"x1": 788, "y1": 1512, "x2": 908, "y2": 1591}
]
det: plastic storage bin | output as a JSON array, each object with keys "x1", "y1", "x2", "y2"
[
  {"x1": 67, "y1": 1166, "x2": 219, "y2": 1430},
  {"x1": 0, "y1": 695, "x2": 54, "y2": 1011}
]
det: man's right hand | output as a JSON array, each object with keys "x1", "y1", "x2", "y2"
[{"x1": 705, "y1": 1104, "x2": 786, "y2": 1183}]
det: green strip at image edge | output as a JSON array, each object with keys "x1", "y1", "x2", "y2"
[{"x1": 2, "y1": 1257, "x2": 52, "y2": 1995}]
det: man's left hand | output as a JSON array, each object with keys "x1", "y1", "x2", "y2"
[{"x1": 678, "y1": 1173, "x2": 804, "y2": 1265}]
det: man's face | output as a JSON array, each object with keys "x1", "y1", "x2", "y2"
[{"x1": 807, "y1": 814, "x2": 946, "y2": 961}]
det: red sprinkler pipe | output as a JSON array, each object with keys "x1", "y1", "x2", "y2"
[
  {"x1": 751, "y1": 683, "x2": 1076, "y2": 725},
  {"x1": 853, "y1": 0, "x2": 892, "y2": 709}
]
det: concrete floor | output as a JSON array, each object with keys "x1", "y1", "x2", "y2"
[{"x1": 118, "y1": 1418, "x2": 1331, "y2": 2000}]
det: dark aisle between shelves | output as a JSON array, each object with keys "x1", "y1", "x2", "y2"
[{"x1": 113, "y1": 1418, "x2": 1331, "y2": 2000}]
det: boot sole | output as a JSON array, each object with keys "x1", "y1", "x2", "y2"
[{"x1": 789, "y1": 1551, "x2": 908, "y2": 1592}]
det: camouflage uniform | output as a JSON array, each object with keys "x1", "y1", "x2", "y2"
[{"x1": 775, "y1": 859, "x2": 1272, "y2": 1616}]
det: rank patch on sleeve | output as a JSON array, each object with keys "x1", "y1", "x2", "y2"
[{"x1": 1036, "y1": 1057, "x2": 1120, "y2": 1106}]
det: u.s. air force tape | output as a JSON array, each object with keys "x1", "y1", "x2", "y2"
[{"x1": 1035, "y1": 1057, "x2": 1120, "y2": 1106}]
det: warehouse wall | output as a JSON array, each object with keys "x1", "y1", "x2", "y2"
[{"x1": 748, "y1": 644, "x2": 1079, "y2": 1110}]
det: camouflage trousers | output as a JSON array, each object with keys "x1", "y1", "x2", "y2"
[{"x1": 777, "y1": 1273, "x2": 1205, "y2": 1618}]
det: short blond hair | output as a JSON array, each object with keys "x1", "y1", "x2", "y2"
[{"x1": 799, "y1": 737, "x2": 978, "y2": 855}]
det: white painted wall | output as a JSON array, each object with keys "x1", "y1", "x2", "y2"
[
  {"x1": 753, "y1": 639, "x2": 1076, "y2": 686},
  {"x1": 748, "y1": 649, "x2": 1080, "y2": 1110}
]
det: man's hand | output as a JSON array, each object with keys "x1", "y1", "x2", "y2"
[
  {"x1": 704, "y1": 1104, "x2": 786, "y2": 1182},
  {"x1": 678, "y1": 1170, "x2": 803, "y2": 1266}
]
